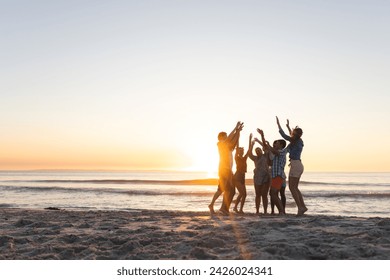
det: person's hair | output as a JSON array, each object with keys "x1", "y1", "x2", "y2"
[
  {"x1": 278, "y1": 139, "x2": 287, "y2": 149},
  {"x1": 293, "y1": 127, "x2": 303, "y2": 139},
  {"x1": 218, "y1": 132, "x2": 227, "y2": 141}
]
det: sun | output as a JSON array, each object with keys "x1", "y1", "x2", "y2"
[{"x1": 184, "y1": 144, "x2": 219, "y2": 178}]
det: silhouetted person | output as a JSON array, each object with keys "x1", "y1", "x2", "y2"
[
  {"x1": 209, "y1": 121, "x2": 243, "y2": 215},
  {"x1": 277, "y1": 117, "x2": 307, "y2": 216}
]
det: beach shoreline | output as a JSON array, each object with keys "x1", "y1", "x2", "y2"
[{"x1": 1, "y1": 208, "x2": 390, "y2": 260}]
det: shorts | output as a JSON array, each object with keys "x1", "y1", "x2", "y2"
[
  {"x1": 271, "y1": 176, "x2": 283, "y2": 190},
  {"x1": 234, "y1": 172, "x2": 245, "y2": 185},
  {"x1": 218, "y1": 168, "x2": 233, "y2": 192},
  {"x1": 254, "y1": 170, "x2": 270, "y2": 186},
  {"x1": 289, "y1": 160, "x2": 304, "y2": 178}
]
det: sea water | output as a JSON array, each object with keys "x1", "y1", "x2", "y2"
[{"x1": 0, "y1": 171, "x2": 389, "y2": 218}]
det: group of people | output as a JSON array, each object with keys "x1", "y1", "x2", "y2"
[{"x1": 208, "y1": 117, "x2": 307, "y2": 216}]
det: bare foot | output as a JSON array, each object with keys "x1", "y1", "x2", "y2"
[
  {"x1": 208, "y1": 204, "x2": 215, "y2": 214},
  {"x1": 219, "y1": 209, "x2": 229, "y2": 216},
  {"x1": 297, "y1": 207, "x2": 307, "y2": 216}
]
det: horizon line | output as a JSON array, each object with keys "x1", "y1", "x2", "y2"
[{"x1": 0, "y1": 169, "x2": 389, "y2": 173}]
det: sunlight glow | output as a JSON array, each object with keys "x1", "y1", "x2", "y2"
[{"x1": 183, "y1": 144, "x2": 219, "y2": 177}]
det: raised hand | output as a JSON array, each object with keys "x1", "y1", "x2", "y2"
[
  {"x1": 286, "y1": 119, "x2": 292, "y2": 134},
  {"x1": 256, "y1": 128, "x2": 264, "y2": 136},
  {"x1": 276, "y1": 116, "x2": 282, "y2": 129},
  {"x1": 248, "y1": 133, "x2": 253, "y2": 148},
  {"x1": 236, "y1": 121, "x2": 244, "y2": 131}
]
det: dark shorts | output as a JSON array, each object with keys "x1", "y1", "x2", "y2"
[
  {"x1": 254, "y1": 171, "x2": 270, "y2": 186},
  {"x1": 234, "y1": 172, "x2": 245, "y2": 185}
]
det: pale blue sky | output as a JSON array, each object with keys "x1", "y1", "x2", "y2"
[{"x1": 1, "y1": 0, "x2": 389, "y2": 171}]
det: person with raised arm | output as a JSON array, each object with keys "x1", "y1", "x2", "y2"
[
  {"x1": 209, "y1": 121, "x2": 244, "y2": 215},
  {"x1": 232, "y1": 136, "x2": 250, "y2": 214},
  {"x1": 248, "y1": 133, "x2": 271, "y2": 215},
  {"x1": 257, "y1": 128, "x2": 286, "y2": 215},
  {"x1": 276, "y1": 116, "x2": 307, "y2": 216}
]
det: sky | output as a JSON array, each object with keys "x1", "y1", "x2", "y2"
[{"x1": 1, "y1": 0, "x2": 390, "y2": 172}]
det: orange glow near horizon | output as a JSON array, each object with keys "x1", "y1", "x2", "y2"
[
  {"x1": 0, "y1": 141, "x2": 190, "y2": 171},
  {"x1": 2, "y1": 141, "x2": 390, "y2": 173},
  {"x1": 1, "y1": 128, "x2": 390, "y2": 173}
]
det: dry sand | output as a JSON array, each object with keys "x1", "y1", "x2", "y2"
[{"x1": 1, "y1": 208, "x2": 390, "y2": 260}]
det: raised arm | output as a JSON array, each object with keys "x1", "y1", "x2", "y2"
[
  {"x1": 254, "y1": 137, "x2": 265, "y2": 148},
  {"x1": 256, "y1": 128, "x2": 267, "y2": 146},
  {"x1": 227, "y1": 121, "x2": 244, "y2": 149},
  {"x1": 226, "y1": 122, "x2": 240, "y2": 141},
  {"x1": 247, "y1": 133, "x2": 256, "y2": 161},
  {"x1": 231, "y1": 129, "x2": 240, "y2": 149},
  {"x1": 259, "y1": 127, "x2": 280, "y2": 155},
  {"x1": 276, "y1": 116, "x2": 282, "y2": 130},
  {"x1": 286, "y1": 119, "x2": 292, "y2": 135},
  {"x1": 243, "y1": 132, "x2": 251, "y2": 158},
  {"x1": 234, "y1": 136, "x2": 240, "y2": 158},
  {"x1": 276, "y1": 116, "x2": 291, "y2": 141}
]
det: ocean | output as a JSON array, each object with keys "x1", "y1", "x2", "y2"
[{"x1": 1, "y1": 171, "x2": 389, "y2": 218}]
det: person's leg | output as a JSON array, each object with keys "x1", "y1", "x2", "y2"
[
  {"x1": 289, "y1": 160, "x2": 306, "y2": 216},
  {"x1": 233, "y1": 195, "x2": 241, "y2": 212},
  {"x1": 239, "y1": 185, "x2": 247, "y2": 213},
  {"x1": 219, "y1": 175, "x2": 230, "y2": 214},
  {"x1": 271, "y1": 177, "x2": 285, "y2": 214},
  {"x1": 280, "y1": 186, "x2": 286, "y2": 211},
  {"x1": 270, "y1": 188, "x2": 284, "y2": 215},
  {"x1": 209, "y1": 186, "x2": 222, "y2": 214},
  {"x1": 288, "y1": 182, "x2": 300, "y2": 213},
  {"x1": 289, "y1": 176, "x2": 307, "y2": 215},
  {"x1": 210, "y1": 189, "x2": 222, "y2": 206},
  {"x1": 261, "y1": 183, "x2": 270, "y2": 214},
  {"x1": 295, "y1": 177, "x2": 306, "y2": 210},
  {"x1": 220, "y1": 192, "x2": 230, "y2": 214},
  {"x1": 220, "y1": 172, "x2": 234, "y2": 214},
  {"x1": 270, "y1": 187, "x2": 275, "y2": 214},
  {"x1": 226, "y1": 175, "x2": 235, "y2": 211},
  {"x1": 233, "y1": 183, "x2": 243, "y2": 213},
  {"x1": 254, "y1": 185, "x2": 261, "y2": 214}
]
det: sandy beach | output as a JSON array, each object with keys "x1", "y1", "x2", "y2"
[{"x1": 1, "y1": 208, "x2": 390, "y2": 260}]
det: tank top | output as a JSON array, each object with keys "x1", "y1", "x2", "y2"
[{"x1": 235, "y1": 155, "x2": 247, "y2": 173}]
